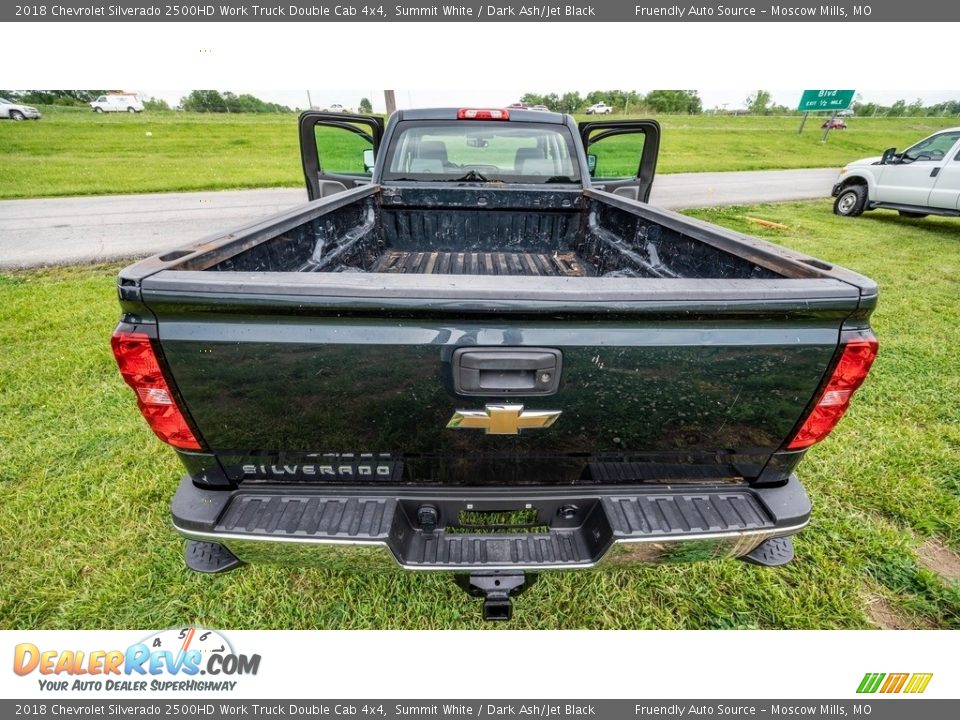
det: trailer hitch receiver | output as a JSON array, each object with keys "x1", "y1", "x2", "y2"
[{"x1": 455, "y1": 573, "x2": 536, "y2": 621}]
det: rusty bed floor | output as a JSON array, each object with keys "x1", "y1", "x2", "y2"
[{"x1": 372, "y1": 251, "x2": 593, "y2": 277}]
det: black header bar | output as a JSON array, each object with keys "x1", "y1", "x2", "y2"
[{"x1": 5, "y1": 1, "x2": 957, "y2": 23}]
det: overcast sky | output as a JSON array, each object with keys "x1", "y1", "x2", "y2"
[{"x1": 141, "y1": 89, "x2": 960, "y2": 112}]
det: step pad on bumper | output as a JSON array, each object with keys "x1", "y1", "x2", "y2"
[
  {"x1": 410, "y1": 531, "x2": 587, "y2": 567},
  {"x1": 605, "y1": 493, "x2": 771, "y2": 537},
  {"x1": 217, "y1": 495, "x2": 394, "y2": 539},
  {"x1": 173, "y1": 479, "x2": 809, "y2": 570}
]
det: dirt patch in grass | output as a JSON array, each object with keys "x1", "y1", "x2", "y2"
[
  {"x1": 863, "y1": 594, "x2": 918, "y2": 630},
  {"x1": 918, "y1": 540, "x2": 960, "y2": 582}
]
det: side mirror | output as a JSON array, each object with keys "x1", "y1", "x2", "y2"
[
  {"x1": 586, "y1": 153, "x2": 598, "y2": 176},
  {"x1": 880, "y1": 147, "x2": 897, "y2": 165},
  {"x1": 362, "y1": 148, "x2": 375, "y2": 174}
]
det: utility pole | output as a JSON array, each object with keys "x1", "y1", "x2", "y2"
[
  {"x1": 384, "y1": 90, "x2": 397, "y2": 115},
  {"x1": 306, "y1": 90, "x2": 313, "y2": 110}
]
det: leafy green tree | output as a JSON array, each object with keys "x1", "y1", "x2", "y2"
[
  {"x1": 746, "y1": 90, "x2": 772, "y2": 115},
  {"x1": 180, "y1": 90, "x2": 290, "y2": 113},
  {"x1": 887, "y1": 100, "x2": 907, "y2": 117},
  {"x1": 14, "y1": 90, "x2": 107, "y2": 106},
  {"x1": 359, "y1": 97, "x2": 373, "y2": 113},
  {"x1": 557, "y1": 91, "x2": 583, "y2": 113},
  {"x1": 584, "y1": 90, "x2": 605, "y2": 106},
  {"x1": 644, "y1": 90, "x2": 702, "y2": 114},
  {"x1": 143, "y1": 96, "x2": 171, "y2": 111},
  {"x1": 180, "y1": 90, "x2": 226, "y2": 112},
  {"x1": 927, "y1": 100, "x2": 960, "y2": 116}
]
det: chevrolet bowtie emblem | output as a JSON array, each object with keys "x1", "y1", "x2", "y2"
[{"x1": 446, "y1": 404, "x2": 561, "y2": 435}]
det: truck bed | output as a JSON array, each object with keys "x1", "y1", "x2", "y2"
[{"x1": 191, "y1": 186, "x2": 792, "y2": 281}]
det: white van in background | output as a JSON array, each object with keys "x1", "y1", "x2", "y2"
[{"x1": 90, "y1": 94, "x2": 144, "y2": 113}]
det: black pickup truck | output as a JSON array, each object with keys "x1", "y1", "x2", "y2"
[{"x1": 112, "y1": 108, "x2": 878, "y2": 619}]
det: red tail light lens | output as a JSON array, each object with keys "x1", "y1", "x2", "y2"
[
  {"x1": 457, "y1": 108, "x2": 510, "y2": 120},
  {"x1": 786, "y1": 337, "x2": 878, "y2": 450},
  {"x1": 110, "y1": 330, "x2": 202, "y2": 450}
]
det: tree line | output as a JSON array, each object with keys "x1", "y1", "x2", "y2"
[
  {"x1": 4, "y1": 90, "x2": 959, "y2": 117},
  {"x1": 0, "y1": 90, "x2": 291, "y2": 113},
  {"x1": 746, "y1": 90, "x2": 960, "y2": 117},
  {"x1": 521, "y1": 90, "x2": 702, "y2": 114},
  {"x1": 177, "y1": 90, "x2": 291, "y2": 113},
  {"x1": 522, "y1": 89, "x2": 960, "y2": 117}
]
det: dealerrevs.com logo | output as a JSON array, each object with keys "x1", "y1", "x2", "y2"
[{"x1": 13, "y1": 627, "x2": 260, "y2": 692}]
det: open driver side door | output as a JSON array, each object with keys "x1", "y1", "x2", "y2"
[
  {"x1": 578, "y1": 119, "x2": 660, "y2": 202},
  {"x1": 299, "y1": 111, "x2": 384, "y2": 201}
]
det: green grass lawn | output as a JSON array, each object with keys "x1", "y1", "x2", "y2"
[
  {"x1": 0, "y1": 109, "x2": 955, "y2": 199},
  {"x1": 1, "y1": 201, "x2": 958, "y2": 629}
]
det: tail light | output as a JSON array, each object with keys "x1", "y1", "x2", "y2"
[
  {"x1": 457, "y1": 108, "x2": 510, "y2": 120},
  {"x1": 110, "y1": 330, "x2": 202, "y2": 450},
  {"x1": 786, "y1": 336, "x2": 878, "y2": 450}
]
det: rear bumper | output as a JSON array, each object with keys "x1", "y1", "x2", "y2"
[{"x1": 171, "y1": 476, "x2": 811, "y2": 572}]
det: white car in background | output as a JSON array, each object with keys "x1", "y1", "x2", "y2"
[
  {"x1": 832, "y1": 127, "x2": 960, "y2": 218},
  {"x1": 0, "y1": 97, "x2": 42, "y2": 120},
  {"x1": 585, "y1": 102, "x2": 614, "y2": 115},
  {"x1": 90, "y1": 94, "x2": 144, "y2": 113}
]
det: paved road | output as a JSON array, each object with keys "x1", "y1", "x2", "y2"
[{"x1": 0, "y1": 168, "x2": 838, "y2": 269}]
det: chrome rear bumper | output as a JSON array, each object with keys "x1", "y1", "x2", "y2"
[{"x1": 172, "y1": 476, "x2": 810, "y2": 572}]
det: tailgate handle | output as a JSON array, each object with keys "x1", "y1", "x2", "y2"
[{"x1": 453, "y1": 348, "x2": 562, "y2": 396}]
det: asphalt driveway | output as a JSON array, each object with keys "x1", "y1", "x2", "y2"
[{"x1": 0, "y1": 168, "x2": 838, "y2": 269}]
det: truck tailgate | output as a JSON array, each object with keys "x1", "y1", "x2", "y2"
[{"x1": 139, "y1": 273, "x2": 863, "y2": 486}]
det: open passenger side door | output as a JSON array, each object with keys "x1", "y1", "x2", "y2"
[
  {"x1": 299, "y1": 111, "x2": 384, "y2": 201},
  {"x1": 578, "y1": 119, "x2": 660, "y2": 202}
]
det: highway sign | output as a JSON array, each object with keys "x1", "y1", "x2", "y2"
[{"x1": 798, "y1": 90, "x2": 856, "y2": 112}]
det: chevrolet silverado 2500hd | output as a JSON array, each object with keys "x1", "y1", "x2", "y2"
[{"x1": 112, "y1": 108, "x2": 878, "y2": 619}]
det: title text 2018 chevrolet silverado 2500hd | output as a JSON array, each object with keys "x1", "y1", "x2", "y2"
[
  {"x1": 112, "y1": 108, "x2": 878, "y2": 619},
  {"x1": 832, "y1": 127, "x2": 960, "y2": 219}
]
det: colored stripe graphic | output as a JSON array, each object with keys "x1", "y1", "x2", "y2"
[
  {"x1": 857, "y1": 672, "x2": 932, "y2": 694},
  {"x1": 880, "y1": 673, "x2": 909, "y2": 693},
  {"x1": 857, "y1": 673, "x2": 885, "y2": 693},
  {"x1": 904, "y1": 673, "x2": 934, "y2": 694}
]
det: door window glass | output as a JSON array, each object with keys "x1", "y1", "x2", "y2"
[
  {"x1": 584, "y1": 129, "x2": 646, "y2": 179},
  {"x1": 903, "y1": 132, "x2": 960, "y2": 162},
  {"x1": 315, "y1": 123, "x2": 375, "y2": 176}
]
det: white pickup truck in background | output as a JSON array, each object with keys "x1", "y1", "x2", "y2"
[
  {"x1": 584, "y1": 102, "x2": 614, "y2": 115},
  {"x1": 832, "y1": 127, "x2": 960, "y2": 218}
]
